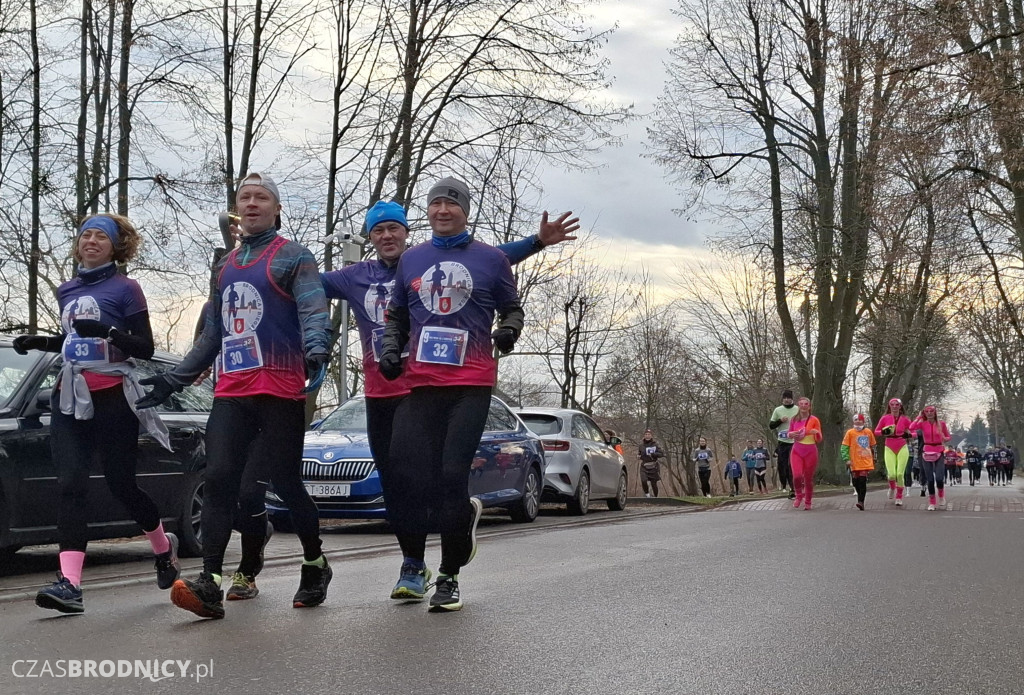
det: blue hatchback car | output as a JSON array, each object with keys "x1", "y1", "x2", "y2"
[{"x1": 265, "y1": 394, "x2": 546, "y2": 527}]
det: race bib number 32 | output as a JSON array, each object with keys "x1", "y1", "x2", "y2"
[{"x1": 416, "y1": 327, "x2": 468, "y2": 366}]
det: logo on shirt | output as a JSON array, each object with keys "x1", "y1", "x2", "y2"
[
  {"x1": 415, "y1": 262, "x2": 472, "y2": 315},
  {"x1": 221, "y1": 282, "x2": 264, "y2": 335},
  {"x1": 856, "y1": 435, "x2": 870, "y2": 449},
  {"x1": 363, "y1": 281, "x2": 394, "y2": 325},
  {"x1": 61, "y1": 296, "x2": 102, "y2": 333}
]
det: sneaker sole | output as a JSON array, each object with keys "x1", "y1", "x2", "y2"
[
  {"x1": 156, "y1": 533, "x2": 181, "y2": 590},
  {"x1": 466, "y1": 497, "x2": 484, "y2": 566},
  {"x1": 226, "y1": 587, "x2": 259, "y2": 601},
  {"x1": 35, "y1": 593, "x2": 84, "y2": 614},
  {"x1": 170, "y1": 580, "x2": 225, "y2": 619},
  {"x1": 428, "y1": 600, "x2": 464, "y2": 612}
]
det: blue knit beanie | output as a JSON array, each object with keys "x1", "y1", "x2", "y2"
[{"x1": 364, "y1": 201, "x2": 408, "y2": 235}]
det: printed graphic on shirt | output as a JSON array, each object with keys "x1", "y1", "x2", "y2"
[
  {"x1": 221, "y1": 281, "x2": 264, "y2": 335},
  {"x1": 856, "y1": 434, "x2": 871, "y2": 451},
  {"x1": 696, "y1": 451, "x2": 710, "y2": 461},
  {"x1": 411, "y1": 262, "x2": 473, "y2": 315},
  {"x1": 61, "y1": 296, "x2": 108, "y2": 364},
  {"x1": 61, "y1": 295, "x2": 102, "y2": 332},
  {"x1": 364, "y1": 281, "x2": 393, "y2": 325}
]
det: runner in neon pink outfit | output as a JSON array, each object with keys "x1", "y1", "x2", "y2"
[
  {"x1": 909, "y1": 405, "x2": 952, "y2": 511},
  {"x1": 789, "y1": 397, "x2": 822, "y2": 510},
  {"x1": 874, "y1": 397, "x2": 912, "y2": 506}
]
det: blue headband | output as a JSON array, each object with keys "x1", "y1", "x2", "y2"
[{"x1": 79, "y1": 216, "x2": 120, "y2": 248}]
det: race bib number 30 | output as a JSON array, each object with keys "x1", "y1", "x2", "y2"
[
  {"x1": 221, "y1": 333, "x2": 263, "y2": 373},
  {"x1": 63, "y1": 336, "x2": 108, "y2": 364},
  {"x1": 416, "y1": 326, "x2": 468, "y2": 366}
]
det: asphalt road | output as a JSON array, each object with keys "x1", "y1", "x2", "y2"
[{"x1": 1, "y1": 483, "x2": 1022, "y2": 695}]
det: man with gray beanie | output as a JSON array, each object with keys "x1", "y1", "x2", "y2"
[
  {"x1": 378, "y1": 176, "x2": 525, "y2": 611},
  {"x1": 137, "y1": 171, "x2": 335, "y2": 619}
]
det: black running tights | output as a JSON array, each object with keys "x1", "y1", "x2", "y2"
[
  {"x1": 389, "y1": 386, "x2": 491, "y2": 576},
  {"x1": 203, "y1": 395, "x2": 322, "y2": 576},
  {"x1": 50, "y1": 387, "x2": 160, "y2": 552}
]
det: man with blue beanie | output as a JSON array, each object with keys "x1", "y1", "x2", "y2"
[{"x1": 223, "y1": 188, "x2": 579, "y2": 603}]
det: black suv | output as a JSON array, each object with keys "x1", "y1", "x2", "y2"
[{"x1": 0, "y1": 336, "x2": 211, "y2": 557}]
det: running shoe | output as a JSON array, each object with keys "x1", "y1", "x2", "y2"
[
  {"x1": 921, "y1": 490, "x2": 926, "y2": 497},
  {"x1": 170, "y1": 572, "x2": 225, "y2": 619},
  {"x1": 938, "y1": 496, "x2": 946, "y2": 509},
  {"x1": 154, "y1": 532, "x2": 180, "y2": 590},
  {"x1": 293, "y1": 557, "x2": 333, "y2": 608},
  {"x1": 927, "y1": 504, "x2": 936, "y2": 511},
  {"x1": 390, "y1": 563, "x2": 432, "y2": 601},
  {"x1": 428, "y1": 574, "x2": 463, "y2": 612},
  {"x1": 466, "y1": 496, "x2": 484, "y2": 566},
  {"x1": 792, "y1": 497, "x2": 802, "y2": 509},
  {"x1": 856, "y1": 502, "x2": 864, "y2": 511},
  {"x1": 226, "y1": 572, "x2": 260, "y2": 601},
  {"x1": 803, "y1": 503, "x2": 811, "y2": 511},
  {"x1": 35, "y1": 573, "x2": 84, "y2": 614},
  {"x1": 887, "y1": 488, "x2": 893, "y2": 500},
  {"x1": 895, "y1": 499, "x2": 903, "y2": 507}
]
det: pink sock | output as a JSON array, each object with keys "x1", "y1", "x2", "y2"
[
  {"x1": 929, "y1": 495, "x2": 936, "y2": 505},
  {"x1": 145, "y1": 523, "x2": 170, "y2": 555},
  {"x1": 59, "y1": 551, "x2": 86, "y2": 587},
  {"x1": 889, "y1": 480, "x2": 897, "y2": 490},
  {"x1": 896, "y1": 487, "x2": 904, "y2": 500}
]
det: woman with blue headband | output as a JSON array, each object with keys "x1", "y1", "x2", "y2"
[{"x1": 13, "y1": 213, "x2": 179, "y2": 614}]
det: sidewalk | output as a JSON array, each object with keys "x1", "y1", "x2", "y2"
[{"x1": 712, "y1": 477, "x2": 1024, "y2": 512}]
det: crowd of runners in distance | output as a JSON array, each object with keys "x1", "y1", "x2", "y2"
[{"x1": 635, "y1": 389, "x2": 1015, "y2": 513}]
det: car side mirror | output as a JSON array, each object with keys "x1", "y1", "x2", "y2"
[{"x1": 35, "y1": 389, "x2": 52, "y2": 412}]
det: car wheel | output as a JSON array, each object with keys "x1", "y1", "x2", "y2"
[
  {"x1": 607, "y1": 471, "x2": 628, "y2": 511},
  {"x1": 509, "y1": 466, "x2": 541, "y2": 523},
  {"x1": 567, "y1": 469, "x2": 590, "y2": 516},
  {"x1": 177, "y1": 475, "x2": 204, "y2": 558}
]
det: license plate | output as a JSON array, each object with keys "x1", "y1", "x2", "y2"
[{"x1": 304, "y1": 482, "x2": 351, "y2": 498}]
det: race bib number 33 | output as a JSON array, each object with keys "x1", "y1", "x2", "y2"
[
  {"x1": 63, "y1": 336, "x2": 108, "y2": 364},
  {"x1": 416, "y1": 327, "x2": 468, "y2": 366}
]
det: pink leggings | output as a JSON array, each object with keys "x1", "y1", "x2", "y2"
[{"x1": 791, "y1": 442, "x2": 819, "y2": 504}]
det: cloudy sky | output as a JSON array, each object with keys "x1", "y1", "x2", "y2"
[{"x1": 538, "y1": 1, "x2": 722, "y2": 277}]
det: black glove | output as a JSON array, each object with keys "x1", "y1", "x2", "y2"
[
  {"x1": 305, "y1": 352, "x2": 329, "y2": 378},
  {"x1": 13, "y1": 334, "x2": 47, "y2": 355},
  {"x1": 72, "y1": 319, "x2": 113, "y2": 338},
  {"x1": 491, "y1": 327, "x2": 519, "y2": 354},
  {"x1": 135, "y1": 373, "x2": 180, "y2": 410},
  {"x1": 379, "y1": 352, "x2": 403, "y2": 381}
]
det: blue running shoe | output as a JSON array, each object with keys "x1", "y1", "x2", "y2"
[
  {"x1": 35, "y1": 573, "x2": 84, "y2": 614},
  {"x1": 390, "y1": 563, "x2": 432, "y2": 601}
]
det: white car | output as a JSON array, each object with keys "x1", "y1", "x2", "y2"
[{"x1": 515, "y1": 407, "x2": 628, "y2": 515}]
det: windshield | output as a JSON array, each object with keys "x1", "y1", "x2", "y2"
[
  {"x1": 518, "y1": 413, "x2": 562, "y2": 436},
  {"x1": 316, "y1": 397, "x2": 368, "y2": 432},
  {"x1": 0, "y1": 346, "x2": 39, "y2": 410}
]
